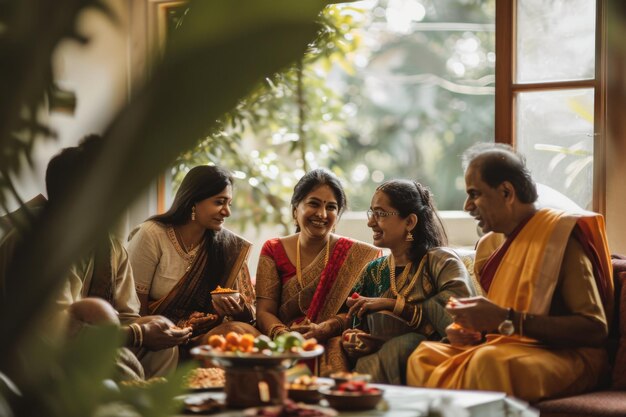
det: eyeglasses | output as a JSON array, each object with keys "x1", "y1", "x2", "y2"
[{"x1": 367, "y1": 208, "x2": 399, "y2": 221}]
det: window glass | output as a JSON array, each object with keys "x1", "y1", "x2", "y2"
[
  {"x1": 516, "y1": 0, "x2": 596, "y2": 83},
  {"x1": 516, "y1": 89, "x2": 594, "y2": 209},
  {"x1": 168, "y1": 1, "x2": 496, "y2": 232}
]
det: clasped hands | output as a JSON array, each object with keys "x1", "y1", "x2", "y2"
[
  {"x1": 290, "y1": 318, "x2": 334, "y2": 342},
  {"x1": 340, "y1": 329, "x2": 383, "y2": 359},
  {"x1": 339, "y1": 294, "x2": 392, "y2": 357},
  {"x1": 445, "y1": 296, "x2": 509, "y2": 346}
]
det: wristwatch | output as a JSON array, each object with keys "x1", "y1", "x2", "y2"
[{"x1": 498, "y1": 308, "x2": 515, "y2": 336}]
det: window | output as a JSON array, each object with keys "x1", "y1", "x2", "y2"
[
  {"x1": 165, "y1": 1, "x2": 497, "y2": 231},
  {"x1": 495, "y1": 0, "x2": 605, "y2": 211}
]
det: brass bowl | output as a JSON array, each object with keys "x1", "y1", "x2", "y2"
[
  {"x1": 287, "y1": 386, "x2": 322, "y2": 404},
  {"x1": 328, "y1": 372, "x2": 371, "y2": 386},
  {"x1": 320, "y1": 388, "x2": 383, "y2": 411}
]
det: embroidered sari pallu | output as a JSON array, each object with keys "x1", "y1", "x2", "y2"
[{"x1": 149, "y1": 230, "x2": 255, "y2": 332}]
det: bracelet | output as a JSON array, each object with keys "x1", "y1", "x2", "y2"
[
  {"x1": 393, "y1": 296, "x2": 406, "y2": 316},
  {"x1": 129, "y1": 323, "x2": 143, "y2": 347},
  {"x1": 268, "y1": 323, "x2": 289, "y2": 340},
  {"x1": 128, "y1": 323, "x2": 138, "y2": 346},
  {"x1": 409, "y1": 305, "x2": 423, "y2": 328},
  {"x1": 331, "y1": 316, "x2": 346, "y2": 333}
]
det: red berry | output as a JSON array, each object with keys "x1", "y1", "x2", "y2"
[{"x1": 351, "y1": 292, "x2": 360, "y2": 299}]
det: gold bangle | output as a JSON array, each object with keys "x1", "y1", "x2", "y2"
[
  {"x1": 268, "y1": 323, "x2": 289, "y2": 340},
  {"x1": 129, "y1": 323, "x2": 143, "y2": 347},
  {"x1": 409, "y1": 305, "x2": 422, "y2": 327},
  {"x1": 393, "y1": 296, "x2": 406, "y2": 316},
  {"x1": 128, "y1": 323, "x2": 138, "y2": 346},
  {"x1": 332, "y1": 316, "x2": 345, "y2": 333}
]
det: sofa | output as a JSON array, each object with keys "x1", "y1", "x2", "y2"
[{"x1": 534, "y1": 255, "x2": 626, "y2": 417}]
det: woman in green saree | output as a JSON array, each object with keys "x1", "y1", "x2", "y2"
[{"x1": 340, "y1": 179, "x2": 476, "y2": 384}]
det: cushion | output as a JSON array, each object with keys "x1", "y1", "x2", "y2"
[
  {"x1": 536, "y1": 390, "x2": 626, "y2": 417},
  {"x1": 452, "y1": 248, "x2": 484, "y2": 296},
  {"x1": 611, "y1": 269, "x2": 626, "y2": 389}
]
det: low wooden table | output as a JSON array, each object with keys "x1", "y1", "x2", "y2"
[{"x1": 178, "y1": 381, "x2": 539, "y2": 417}]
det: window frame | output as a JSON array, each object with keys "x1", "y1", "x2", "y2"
[{"x1": 495, "y1": 0, "x2": 607, "y2": 214}]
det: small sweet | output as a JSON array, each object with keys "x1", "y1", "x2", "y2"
[
  {"x1": 447, "y1": 296, "x2": 460, "y2": 308},
  {"x1": 211, "y1": 285, "x2": 237, "y2": 294},
  {"x1": 351, "y1": 292, "x2": 360, "y2": 299}
]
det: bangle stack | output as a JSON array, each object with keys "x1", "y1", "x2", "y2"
[
  {"x1": 408, "y1": 304, "x2": 423, "y2": 328},
  {"x1": 129, "y1": 323, "x2": 143, "y2": 348},
  {"x1": 268, "y1": 323, "x2": 289, "y2": 340},
  {"x1": 393, "y1": 296, "x2": 406, "y2": 316}
]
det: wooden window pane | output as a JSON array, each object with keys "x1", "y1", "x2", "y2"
[{"x1": 516, "y1": 0, "x2": 596, "y2": 83}]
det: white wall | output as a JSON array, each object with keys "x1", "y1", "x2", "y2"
[
  {"x1": 229, "y1": 211, "x2": 479, "y2": 278},
  {"x1": 3, "y1": 0, "x2": 130, "y2": 214}
]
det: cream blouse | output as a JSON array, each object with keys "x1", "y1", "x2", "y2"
[{"x1": 127, "y1": 220, "x2": 200, "y2": 301}]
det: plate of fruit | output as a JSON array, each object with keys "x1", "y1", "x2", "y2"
[{"x1": 190, "y1": 331, "x2": 323, "y2": 368}]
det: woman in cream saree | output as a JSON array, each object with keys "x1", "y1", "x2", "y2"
[{"x1": 128, "y1": 166, "x2": 256, "y2": 342}]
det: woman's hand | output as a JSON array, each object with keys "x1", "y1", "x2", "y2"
[
  {"x1": 340, "y1": 329, "x2": 382, "y2": 359},
  {"x1": 346, "y1": 295, "x2": 395, "y2": 319},
  {"x1": 212, "y1": 295, "x2": 245, "y2": 318},
  {"x1": 134, "y1": 315, "x2": 192, "y2": 350},
  {"x1": 445, "y1": 323, "x2": 482, "y2": 347},
  {"x1": 290, "y1": 319, "x2": 339, "y2": 343}
]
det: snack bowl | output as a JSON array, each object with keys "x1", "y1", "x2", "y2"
[
  {"x1": 319, "y1": 387, "x2": 383, "y2": 411},
  {"x1": 287, "y1": 386, "x2": 322, "y2": 404},
  {"x1": 211, "y1": 291, "x2": 240, "y2": 303},
  {"x1": 328, "y1": 371, "x2": 371, "y2": 386}
]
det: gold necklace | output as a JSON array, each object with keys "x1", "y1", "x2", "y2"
[
  {"x1": 175, "y1": 227, "x2": 198, "y2": 254},
  {"x1": 389, "y1": 254, "x2": 426, "y2": 298},
  {"x1": 296, "y1": 235, "x2": 330, "y2": 289}
]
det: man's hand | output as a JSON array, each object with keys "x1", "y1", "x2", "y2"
[
  {"x1": 446, "y1": 323, "x2": 482, "y2": 346},
  {"x1": 346, "y1": 295, "x2": 395, "y2": 319},
  {"x1": 446, "y1": 296, "x2": 508, "y2": 332},
  {"x1": 134, "y1": 315, "x2": 192, "y2": 350}
]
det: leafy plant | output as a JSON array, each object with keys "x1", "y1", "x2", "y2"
[
  {"x1": 172, "y1": 4, "x2": 366, "y2": 234},
  {"x1": 0, "y1": 0, "x2": 328, "y2": 415}
]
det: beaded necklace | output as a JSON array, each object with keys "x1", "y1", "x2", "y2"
[{"x1": 388, "y1": 254, "x2": 427, "y2": 298}]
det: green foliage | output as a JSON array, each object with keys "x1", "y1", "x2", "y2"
[
  {"x1": 173, "y1": 0, "x2": 496, "y2": 232},
  {"x1": 172, "y1": 4, "x2": 365, "y2": 234},
  {"x1": 10, "y1": 325, "x2": 190, "y2": 417},
  {"x1": 0, "y1": 0, "x2": 327, "y2": 415}
]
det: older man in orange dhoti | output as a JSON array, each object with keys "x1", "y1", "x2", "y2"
[{"x1": 406, "y1": 143, "x2": 613, "y2": 402}]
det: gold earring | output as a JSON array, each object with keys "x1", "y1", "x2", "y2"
[
  {"x1": 406, "y1": 231, "x2": 414, "y2": 242},
  {"x1": 191, "y1": 206, "x2": 196, "y2": 221}
]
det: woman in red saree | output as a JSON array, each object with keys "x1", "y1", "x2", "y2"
[{"x1": 255, "y1": 169, "x2": 380, "y2": 374}]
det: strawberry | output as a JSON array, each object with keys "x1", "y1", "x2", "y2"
[{"x1": 351, "y1": 292, "x2": 360, "y2": 299}]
